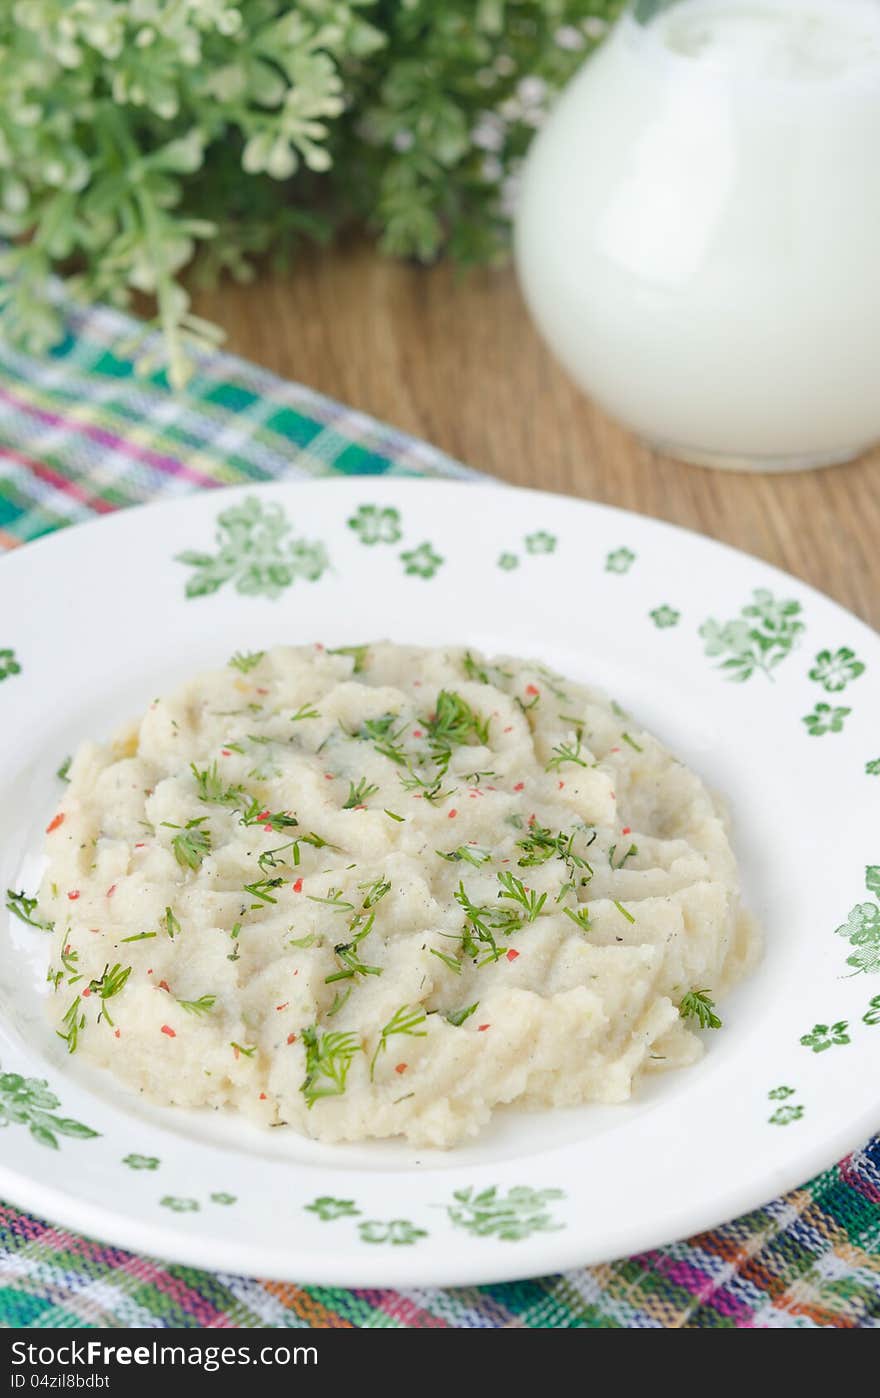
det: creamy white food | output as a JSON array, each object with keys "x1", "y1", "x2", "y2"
[{"x1": 38, "y1": 643, "x2": 758, "y2": 1147}]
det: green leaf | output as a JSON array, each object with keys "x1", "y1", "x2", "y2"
[
  {"x1": 28, "y1": 1123, "x2": 59, "y2": 1150},
  {"x1": 866, "y1": 867, "x2": 880, "y2": 897}
]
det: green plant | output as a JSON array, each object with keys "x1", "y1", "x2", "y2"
[{"x1": 0, "y1": 2, "x2": 621, "y2": 386}]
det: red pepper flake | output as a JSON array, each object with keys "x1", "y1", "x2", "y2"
[
  {"x1": 447, "y1": 808, "x2": 458, "y2": 819},
  {"x1": 558, "y1": 781, "x2": 565, "y2": 790},
  {"x1": 412, "y1": 679, "x2": 422, "y2": 686},
  {"x1": 67, "y1": 890, "x2": 80, "y2": 901},
  {"x1": 314, "y1": 642, "x2": 325, "y2": 651},
  {"x1": 256, "y1": 687, "x2": 269, "y2": 695},
  {"x1": 622, "y1": 826, "x2": 632, "y2": 836},
  {"x1": 134, "y1": 842, "x2": 146, "y2": 849},
  {"x1": 276, "y1": 1002, "x2": 289, "y2": 1012},
  {"x1": 157, "y1": 980, "x2": 170, "y2": 993},
  {"x1": 324, "y1": 772, "x2": 334, "y2": 781},
  {"x1": 147, "y1": 969, "x2": 153, "y2": 975},
  {"x1": 506, "y1": 949, "x2": 520, "y2": 962},
  {"x1": 259, "y1": 1092, "x2": 267, "y2": 1100},
  {"x1": 395, "y1": 1063, "x2": 408, "y2": 1075},
  {"x1": 221, "y1": 749, "x2": 231, "y2": 757},
  {"x1": 161, "y1": 1025, "x2": 176, "y2": 1038},
  {"x1": 292, "y1": 877, "x2": 303, "y2": 893},
  {"x1": 287, "y1": 1033, "x2": 297, "y2": 1045},
  {"x1": 528, "y1": 813, "x2": 536, "y2": 826},
  {"x1": 46, "y1": 813, "x2": 65, "y2": 834},
  {"x1": 526, "y1": 684, "x2": 539, "y2": 696},
  {"x1": 478, "y1": 1023, "x2": 490, "y2": 1032},
  {"x1": 81, "y1": 987, "x2": 91, "y2": 998},
  {"x1": 611, "y1": 746, "x2": 620, "y2": 754},
  {"x1": 257, "y1": 810, "x2": 271, "y2": 822},
  {"x1": 106, "y1": 884, "x2": 117, "y2": 898},
  {"x1": 114, "y1": 1029, "x2": 121, "y2": 1039},
  {"x1": 611, "y1": 792, "x2": 616, "y2": 800},
  {"x1": 503, "y1": 725, "x2": 513, "y2": 734},
  {"x1": 354, "y1": 804, "x2": 366, "y2": 812},
  {"x1": 412, "y1": 729, "x2": 423, "y2": 738},
  {"x1": 513, "y1": 781, "x2": 524, "y2": 792}
]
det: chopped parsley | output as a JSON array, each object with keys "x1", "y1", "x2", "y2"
[{"x1": 446, "y1": 1001, "x2": 479, "y2": 1027}]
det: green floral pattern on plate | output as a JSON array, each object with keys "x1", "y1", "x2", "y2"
[
  {"x1": 768, "y1": 1085, "x2": 795, "y2": 1101},
  {"x1": 866, "y1": 758, "x2": 880, "y2": 776},
  {"x1": 400, "y1": 541, "x2": 443, "y2": 579},
  {"x1": 347, "y1": 504, "x2": 402, "y2": 546},
  {"x1": 833, "y1": 866, "x2": 880, "y2": 977},
  {"x1": 0, "y1": 1067, "x2": 98, "y2": 1151},
  {"x1": 803, "y1": 703, "x2": 850, "y2": 737},
  {"x1": 497, "y1": 552, "x2": 519, "y2": 571},
  {"x1": 160, "y1": 1196, "x2": 199, "y2": 1213},
  {"x1": 358, "y1": 1219, "x2": 427, "y2": 1246},
  {"x1": 863, "y1": 995, "x2": 880, "y2": 1026},
  {"x1": 123, "y1": 1153, "x2": 159, "y2": 1170},
  {"x1": 446, "y1": 1186, "x2": 564, "y2": 1240},
  {"x1": 0, "y1": 648, "x2": 21, "y2": 682},
  {"x1": 605, "y1": 547, "x2": 635, "y2": 574},
  {"x1": 769, "y1": 1103, "x2": 804, "y2": 1126},
  {"x1": 800, "y1": 1022, "x2": 850, "y2": 1053},
  {"x1": 700, "y1": 589, "x2": 804, "y2": 681},
  {"x1": 525, "y1": 531, "x2": 556, "y2": 555},
  {"x1": 650, "y1": 605, "x2": 680, "y2": 629},
  {"x1": 305, "y1": 1197, "x2": 360, "y2": 1221},
  {"x1": 809, "y1": 647, "x2": 865, "y2": 693},
  {"x1": 176, "y1": 496, "x2": 329, "y2": 600},
  {"x1": 210, "y1": 1192, "x2": 237, "y2": 1206}
]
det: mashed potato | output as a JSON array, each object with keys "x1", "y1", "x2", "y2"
[{"x1": 38, "y1": 642, "x2": 758, "y2": 1147}]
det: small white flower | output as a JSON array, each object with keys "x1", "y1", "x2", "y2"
[
  {"x1": 392, "y1": 129, "x2": 415, "y2": 153},
  {"x1": 498, "y1": 97, "x2": 522, "y2": 122},
  {"x1": 481, "y1": 156, "x2": 502, "y2": 183},
  {"x1": 554, "y1": 26, "x2": 584, "y2": 51},
  {"x1": 470, "y1": 112, "x2": 505, "y2": 152},
  {"x1": 517, "y1": 76, "x2": 547, "y2": 107},
  {"x1": 494, "y1": 54, "x2": 516, "y2": 77},
  {"x1": 583, "y1": 18, "x2": 609, "y2": 40}
]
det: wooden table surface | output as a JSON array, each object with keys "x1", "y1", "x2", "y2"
[{"x1": 192, "y1": 240, "x2": 880, "y2": 632}]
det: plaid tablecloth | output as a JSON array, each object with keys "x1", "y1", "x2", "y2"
[{"x1": 1, "y1": 301, "x2": 879, "y2": 1330}]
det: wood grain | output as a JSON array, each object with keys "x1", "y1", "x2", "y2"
[{"x1": 191, "y1": 239, "x2": 880, "y2": 630}]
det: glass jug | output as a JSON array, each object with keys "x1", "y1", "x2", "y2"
[{"x1": 515, "y1": 0, "x2": 880, "y2": 471}]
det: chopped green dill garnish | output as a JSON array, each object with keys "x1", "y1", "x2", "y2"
[
  {"x1": 461, "y1": 651, "x2": 491, "y2": 684},
  {"x1": 227, "y1": 922, "x2": 241, "y2": 961},
  {"x1": 437, "y1": 844, "x2": 492, "y2": 868},
  {"x1": 329, "y1": 644, "x2": 370, "y2": 674},
  {"x1": 556, "y1": 881, "x2": 576, "y2": 903},
  {"x1": 245, "y1": 731, "x2": 272, "y2": 745},
  {"x1": 611, "y1": 700, "x2": 628, "y2": 717},
  {"x1": 288, "y1": 932, "x2": 316, "y2": 948},
  {"x1": 231, "y1": 1041, "x2": 256, "y2": 1058},
  {"x1": 454, "y1": 880, "x2": 517, "y2": 966},
  {"x1": 496, "y1": 870, "x2": 546, "y2": 922},
  {"x1": 358, "y1": 713, "x2": 408, "y2": 766},
  {"x1": 446, "y1": 1001, "x2": 479, "y2": 1027},
  {"x1": 563, "y1": 905, "x2": 592, "y2": 932},
  {"x1": 359, "y1": 877, "x2": 391, "y2": 909},
  {"x1": 120, "y1": 930, "x2": 157, "y2": 944},
  {"x1": 421, "y1": 690, "x2": 489, "y2": 770},
  {"x1": 325, "y1": 940, "x2": 383, "y2": 984},
  {"x1": 87, "y1": 961, "x2": 132, "y2": 1028},
  {"x1": 429, "y1": 947, "x2": 462, "y2": 973},
  {"x1": 326, "y1": 986, "x2": 353, "y2": 1017},
  {"x1": 557, "y1": 714, "x2": 585, "y2": 733},
  {"x1": 609, "y1": 842, "x2": 638, "y2": 869},
  {"x1": 56, "y1": 755, "x2": 72, "y2": 782},
  {"x1": 613, "y1": 899, "x2": 635, "y2": 924},
  {"x1": 190, "y1": 761, "x2": 242, "y2": 805},
  {"x1": 257, "y1": 830, "x2": 330, "y2": 873},
  {"x1": 464, "y1": 770, "x2": 495, "y2": 787},
  {"x1": 60, "y1": 943, "x2": 80, "y2": 983},
  {"x1": 162, "y1": 818, "x2": 212, "y2": 871},
  {"x1": 679, "y1": 989, "x2": 722, "y2": 1030},
  {"x1": 300, "y1": 1026, "x2": 361, "y2": 1107},
  {"x1": 289, "y1": 702, "x2": 320, "y2": 722},
  {"x1": 221, "y1": 740, "x2": 245, "y2": 754},
  {"x1": 228, "y1": 650, "x2": 265, "y2": 674},
  {"x1": 546, "y1": 738, "x2": 588, "y2": 772},
  {"x1": 369, "y1": 1005, "x2": 427, "y2": 1079},
  {"x1": 239, "y1": 797, "x2": 298, "y2": 830},
  {"x1": 399, "y1": 765, "x2": 455, "y2": 804},
  {"x1": 179, "y1": 994, "x2": 215, "y2": 1016},
  {"x1": 384, "y1": 808, "x2": 405, "y2": 822},
  {"x1": 59, "y1": 996, "x2": 85, "y2": 1054},
  {"x1": 244, "y1": 876, "x2": 285, "y2": 905},
  {"x1": 163, "y1": 906, "x2": 181, "y2": 939},
  {"x1": 343, "y1": 777, "x2": 380, "y2": 809},
  {"x1": 308, "y1": 888, "x2": 354, "y2": 912},
  {"x1": 621, "y1": 732, "x2": 643, "y2": 753},
  {"x1": 516, "y1": 692, "x2": 539, "y2": 713},
  {"x1": 516, "y1": 826, "x2": 590, "y2": 884},
  {"x1": 6, "y1": 889, "x2": 51, "y2": 930}
]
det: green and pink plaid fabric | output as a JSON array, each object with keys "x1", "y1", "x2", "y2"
[{"x1": 1, "y1": 301, "x2": 879, "y2": 1329}]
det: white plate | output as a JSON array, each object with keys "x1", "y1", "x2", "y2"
[{"x1": 1, "y1": 478, "x2": 879, "y2": 1287}]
